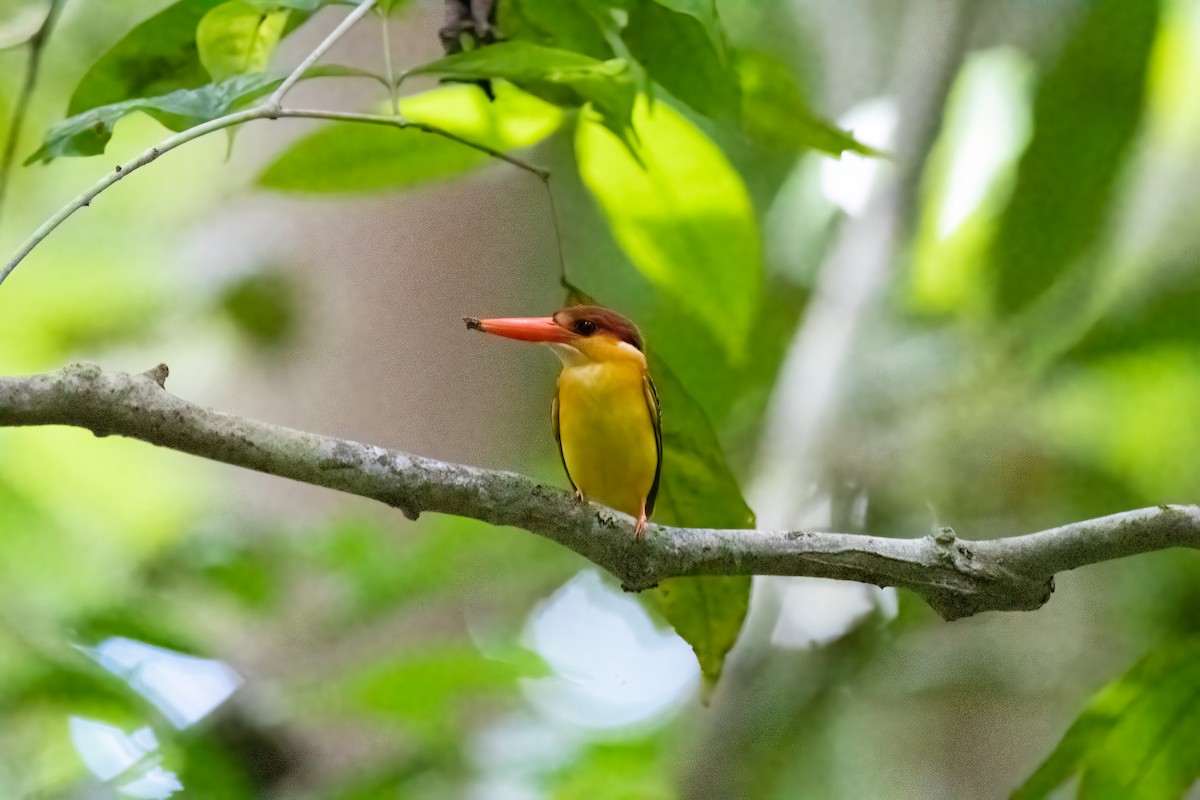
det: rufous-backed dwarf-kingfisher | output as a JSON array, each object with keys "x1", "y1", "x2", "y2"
[{"x1": 465, "y1": 305, "x2": 661, "y2": 537}]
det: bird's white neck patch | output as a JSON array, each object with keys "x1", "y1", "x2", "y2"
[{"x1": 547, "y1": 342, "x2": 589, "y2": 367}]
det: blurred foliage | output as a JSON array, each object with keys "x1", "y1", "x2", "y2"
[
  {"x1": 987, "y1": 0, "x2": 1159, "y2": 316},
  {"x1": 1014, "y1": 638, "x2": 1200, "y2": 800},
  {"x1": 3, "y1": 0, "x2": 1200, "y2": 797}
]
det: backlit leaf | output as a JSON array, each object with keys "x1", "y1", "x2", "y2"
[
  {"x1": 259, "y1": 83, "x2": 563, "y2": 192},
  {"x1": 576, "y1": 97, "x2": 762, "y2": 357},
  {"x1": 196, "y1": 1, "x2": 290, "y2": 81}
]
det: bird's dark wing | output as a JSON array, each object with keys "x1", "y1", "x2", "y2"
[
  {"x1": 551, "y1": 387, "x2": 578, "y2": 495},
  {"x1": 643, "y1": 372, "x2": 663, "y2": 517}
]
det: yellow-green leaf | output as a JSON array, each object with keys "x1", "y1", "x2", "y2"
[
  {"x1": 259, "y1": 83, "x2": 563, "y2": 193},
  {"x1": 196, "y1": 0, "x2": 290, "y2": 81},
  {"x1": 576, "y1": 97, "x2": 762, "y2": 357}
]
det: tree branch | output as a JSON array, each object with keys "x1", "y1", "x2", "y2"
[{"x1": 2, "y1": 363, "x2": 1197, "y2": 621}]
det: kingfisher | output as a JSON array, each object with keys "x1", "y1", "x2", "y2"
[{"x1": 465, "y1": 305, "x2": 661, "y2": 537}]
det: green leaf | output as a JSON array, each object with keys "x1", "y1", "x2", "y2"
[
  {"x1": 66, "y1": 0, "x2": 342, "y2": 115},
  {"x1": 29, "y1": 66, "x2": 358, "y2": 163},
  {"x1": 621, "y1": 0, "x2": 738, "y2": 119},
  {"x1": 28, "y1": 74, "x2": 278, "y2": 163},
  {"x1": 1013, "y1": 638, "x2": 1200, "y2": 800},
  {"x1": 68, "y1": 0, "x2": 229, "y2": 115},
  {"x1": 408, "y1": 41, "x2": 637, "y2": 144},
  {"x1": 217, "y1": 269, "x2": 300, "y2": 348},
  {"x1": 259, "y1": 83, "x2": 563, "y2": 192},
  {"x1": 988, "y1": 0, "x2": 1160, "y2": 314},
  {"x1": 576, "y1": 96, "x2": 762, "y2": 357},
  {"x1": 736, "y1": 51, "x2": 879, "y2": 156},
  {"x1": 643, "y1": 354, "x2": 753, "y2": 685},
  {"x1": 551, "y1": 736, "x2": 674, "y2": 800},
  {"x1": 497, "y1": 0, "x2": 614, "y2": 58},
  {"x1": 196, "y1": 1, "x2": 290, "y2": 81},
  {"x1": 1067, "y1": 264, "x2": 1200, "y2": 361}
]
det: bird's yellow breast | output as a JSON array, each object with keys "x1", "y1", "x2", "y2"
[{"x1": 556, "y1": 361, "x2": 658, "y2": 519}]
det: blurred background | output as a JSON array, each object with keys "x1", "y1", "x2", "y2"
[{"x1": 2, "y1": 0, "x2": 1200, "y2": 797}]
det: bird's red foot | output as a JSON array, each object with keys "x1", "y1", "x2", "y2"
[{"x1": 635, "y1": 501, "x2": 648, "y2": 539}]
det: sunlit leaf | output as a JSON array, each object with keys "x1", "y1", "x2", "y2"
[
  {"x1": 408, "y1": 41, "x2": 636, "y2": 144},
  {"x1": 988, "y1": 0, "x2": 1160, "y2": 314},
  {"x1": 576, "y1": 97, "x2": 762, "y2": 356},
  {"x1": 259, "y1": 83, "x2": 563, "y2": 192},
  {"x1": 645, "y1": 354, "x2": 754, "y2": 685},
  {"x1": 737, "y1": 51, "x2": 879, "y2": 156},
  {"x1": 1013, "y1": 638, "x2": 1200, "y2": 800},
  {"x1": 196, "y1": 1, "x2": 290, "y2": 81}
]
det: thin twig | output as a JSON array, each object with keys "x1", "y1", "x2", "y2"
[
  {"x1": 2, "y1": 363, "x2": 1198, "y2": 621},
  {"x1": 265, "y1": 0, "x2": 378, "y2": 109},
  {"x1": 540, "y1": 176, "x2": 569, "y2": 289},
  {"x1": 379, "y1": 8, "x2": 399, "y2": 116},
  {"x1": 0, "y1": 0, "x2": 68, "y2": 225},
  {"x1": 1, "y1": 107, "x2": 265, "y2": 286}
]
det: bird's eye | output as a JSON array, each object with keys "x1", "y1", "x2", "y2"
[{"x1": 574, "y1": 319, "x2": 597, "y2": 336}]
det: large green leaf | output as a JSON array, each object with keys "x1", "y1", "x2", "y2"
[
  {"x1": 196, "y1": 0, "x2": 290, "y2": 81},
  {"x1": 576, "y1": 97, "x2": 762, "y2": 357},
  {"x1": 67, "y1": 0, "x2": 342, "y2": 115},
  {"x1": 68, "y1": 0, "x2": 229, "y2": 115},
  {"x1": 259, "y1": 83, "x2": 563, "y2": 192},
  {"x1": 621, "y1": 0, "x2": 737, "y2": 119},
  {"x1": 497, "y1": 0, "x2": 614, "y2": 58},
  {"x1": 408, "y1": 41, "x2": 637, "y2": 144},
  {"x1": 737, "y1": 51, "x2": 879, "y2": 156},
  {"x1": 1013, "y1": 639, "x2": 1200, "y2": 799},
  {"x1": 645, "y1": 354, "x2": 754, "y2": 686},
  {"x1": 987, "y1": 0, "x2": 1160, "y2": 314}
]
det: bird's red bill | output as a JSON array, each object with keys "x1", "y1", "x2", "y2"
[{"x1": 467, "y1": 316, "x2": 572, "y2": 343}]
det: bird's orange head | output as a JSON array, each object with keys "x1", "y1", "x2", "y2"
[{"x1": 465, "y1": 305, "x2": 645, "y2": 365}]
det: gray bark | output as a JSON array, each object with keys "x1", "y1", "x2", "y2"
[{"x1": 2, "y1": 363, "x2": 1197, "y2": 621}]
